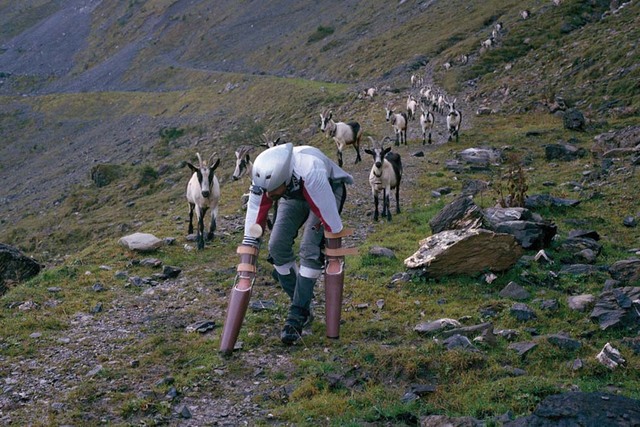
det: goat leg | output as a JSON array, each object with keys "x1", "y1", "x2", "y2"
[
  {"x1": 373, "y1": 193, "x2": 379, "y2": 221},
  {"x1": 384, "y1": 190, "x2": 392, "y2": 221},
  {"x1": 197, "y1": 214, "x2": 205, "y2": 250},
  {"x1": 188, "y1": 203, "x2": 195, "y2": 234}
]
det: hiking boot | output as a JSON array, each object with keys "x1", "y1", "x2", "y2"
[
  {"x1": 280, "y1": 322, "x2": 302, "y2": 345},
  {"x1": 302, "y1": 307, "x2": 314, "y2": 328}
]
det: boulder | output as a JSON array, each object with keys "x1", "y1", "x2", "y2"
[
  {"x1": 563, "y1": 108, "x2": 586, "y2": 131},
  {"x1": 545, "y1": 143, "x2": 586, "y2": 161},
  {"x1": 525, "y1": 194, "x2": 580, "y2": 209},
  {"x1": 118, "y1": 232, "x2": 164, "y2": 252},
  {"x1": 0, "y1": 243, "x2": 43, "y2": 295},
  {"x1": 591, "y1": 125, "x2": 640, "y2": 157},
  {"x1": 457, "y1": 147, "x2": 502, "y2": 167},
  {"x1": 608, "y1": 258, "x2": 640, "y2": 284},
  {"x1": 505, "y1": 392, "x2": 640, "y2": 426},
  {"x1": 429, "y1": 195, "x2": 483, "y2": 234},
  {"x1": 590, "y1": 287, "x2": 640, "y2": 330},
  {"x1": 405, "y1": 229, "x2": 523, "y2": 278},
  {"x1": 493, "y1": 220, "x2": 557, "y2": 250}
]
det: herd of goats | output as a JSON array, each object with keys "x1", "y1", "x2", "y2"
[
  {"x1": 183, "y1": 0, "x2": 587, "y2": 248},
  {"x1": 184, "y1": 76, "x2": 463, "y2": 250}
]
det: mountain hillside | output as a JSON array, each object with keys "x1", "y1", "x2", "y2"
[{"x1": 0, "y1": 1, "x2": 639, "y2": 425}]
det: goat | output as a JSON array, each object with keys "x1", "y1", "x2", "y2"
[
  {"x1": 445, "y1": 98, "x2": 462, "y2": 143},
  {"x1": 419, "y1": 103, "x2": 435, "y2": 145},
  {"x1": 481, "y1": 38, "x2": 493, "y2": 49},
  {"x1": 186, "y1": 152, "x2": 221, "y2": 250},
  {"x1": 319, "y1": 110, "x2": 363, "y2": 167},
  {"x1": 365, "y1": 87, "x2": 377, "y2": 99},
  {"x1": 232, "y1": 133, "x2": 281, "y2": 181},
  {"x1": 459, "y1": 54, "x2": 469, "y2": 65},
  {"x1": 443, "y1": 62, "x2": 452, "y2": 71},
  {"x1": 385, "y1": 103, "x2": 408, "y2": 146},
  {"x1": 364, "y1": 137, "x2": 402, "y2": 222},
  {"x1": 234, "y1": 133, "x2": 281, "y2": 229},
  {"x1": 231, "y1": 145, "x2": 255, "y2": 181},
  {"x1": 520, "y1": 10, "x2": 530, "y2": 19},
  {"x1": 406, "y1": 94, "x2": 418, "y2": 121}
]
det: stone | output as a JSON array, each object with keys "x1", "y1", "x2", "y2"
[
  {"x1": 118, "y1": 232, "x2": 163, "y2": 252},
  {"x1": 493, "y1": 220, "x2": 557, "y2": 250},
  {"x1": 505, "y1": 392, "x2": 640, "y2": 426},
  {"x1": 369, "y1": 246, "x2": 396, "y2": 258},
  {"x1": 429, "y1": 195, "x2": 484, "y2": 233},
  {"x1": 596, "y1": 343, "x2": 625, "y2": 369},
  {"x1": 590, "y1": 287, "x2": 640, "y2": 330},
  {"x1": 547, "y1": 333, "x2": 582, "y2": 351},
  {"x1": 405, "y1": 228, "x2": 523, "y2": 278},
  {"x1": 457, "y1": 147, "x2": 502, "y2": 166},
  {"x1": 563, "y1": 108, "x2": 586, "y2": 131},
  {"x1": 162, "y1": 265, "x2": 182, "y2": 278},
  {"x1": 499, "y1": 282, "x2": 530, "y2": 300},
  {"x1": 442, "y1": 334, "x2": 479, "y2": 352},
  {"x1": 525, "y1": 194, "x2": 580, "y2": 209},
  {"x1": 414, "y1": 318, "x2": 461, "y2": 335},
  {"x1": 545, "y1": 143, "x2": 586, "y2": 161},
  {"x1": 608, "y1": 258, "x2": 640, "y2": 284},
  {"x1": 567, "y1": 294, "x2": 595, "y2": 311},
  {"x1": 0, "y1": 243, "x2": 42, "y2": 295},
  {"x1": 510, "y1": 303, "x2": 536, "y2": 321},
  {"x1": 508, "y1": 341, "x2": 537, "y2": 357},
  {"x1": 623, "y1": 216, "x2": 637, "y2": 227}
]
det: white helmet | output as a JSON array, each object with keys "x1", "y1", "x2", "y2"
[{"x1": 252, "y1": 143, "x2": 293, "y2": 192}]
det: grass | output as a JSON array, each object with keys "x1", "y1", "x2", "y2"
[{"x1": 1, "y1": 0, "x2": 640, "y2": 425}]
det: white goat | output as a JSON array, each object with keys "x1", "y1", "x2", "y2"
[
  {"x1": 384, "y1": 103, "x2": 408, "y2": 146},
  {"x1": 365, "y1": 87, "x2": 377, "y2": 99},
  {"x1": 481, "y1": 38, "x2": 493, "y2": 49},
  {"x1": 445, "y1": 98, "x2": 462, "y2": 143},
  {"x1": 520, "y1": 10, "x2": 530, "y2": 19},
  {"x1": 186, "y1": 152, "x2": 221, "y2": 250},
  {"x1": 231, "y1": 145, "x2": 256, "y2": 181},
  {"x1": 419, "y1": 103, "x2": 435, "y2": 145},
  {"x1": 319, "y1": 110, "x2": 363, "y2": 167},
  {"x1": 406, "y1": 94, "x2": 418, "y2": 121},
  {"x1": 364, "y1": 137, "x2": 402, "y2": 222},
  {"x1": 232, "y1": 133, "x2": 281, "y2": 181}
]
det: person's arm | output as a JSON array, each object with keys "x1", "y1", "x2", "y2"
[{"x1": 301, "y1": 169, "x2": 343, "y2": 233}]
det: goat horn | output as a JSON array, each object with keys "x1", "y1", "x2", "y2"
[
  {"x1": 208, "y1": 152, "x2": 218, "y2": 165},
  {"x1": 196, "y1": 152, "x2": 203, "y2": 165}
]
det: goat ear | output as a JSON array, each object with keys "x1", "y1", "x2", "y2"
[
  {"x1": 383, "y1": 146, "x2": 391, "y2": 155},
  {"x1": 274, "y1": 137, "x2": 280, "y2": 146},
  {"x1": 211, "y1": 158, "x2": 221, "y2": 171},
  {"x1": 187, "y1": 162, "x2": 198, "y2": 173},
  {"x1": 364, "y1": 148, "x2": 374, "y2": 155},
  {"x1": 244, "y1": 154, "x2": 250, "y2": 162}
]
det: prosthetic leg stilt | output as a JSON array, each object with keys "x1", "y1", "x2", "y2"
[
  {"x1": 219, "y1": 244, "x2": 259, "y2": 355},
  {"x1": 324, "y1": 229, "x2": 357, "y2": 339}
]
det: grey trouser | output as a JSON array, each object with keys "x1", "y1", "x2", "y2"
[{"x1": 268, "y1": 181, "x2": 346, "y2": 279}]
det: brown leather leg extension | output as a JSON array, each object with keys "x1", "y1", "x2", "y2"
[
  {"x1": 324, "y1": 229, "x2": 357, "y2": 339},
  {"x1": 219, "y1": 245, "x2": 259, "y2": 354}
]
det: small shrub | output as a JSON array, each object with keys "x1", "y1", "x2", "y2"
[
  {"x1": 137, "y1": 165, "x2": 158, "y2": 187},
  {"x1": 496, "y1": 153, "x2": 528, "y2": 208},
  {"x1": 308, "y1": 26, "x2": 334, "y2": 44},
  {"x1": 90, "y1": 164, "x2": 124, "y2": 187},
  {"x1": 159, "y1": 126, "x2": 185, "y2": 143}
]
